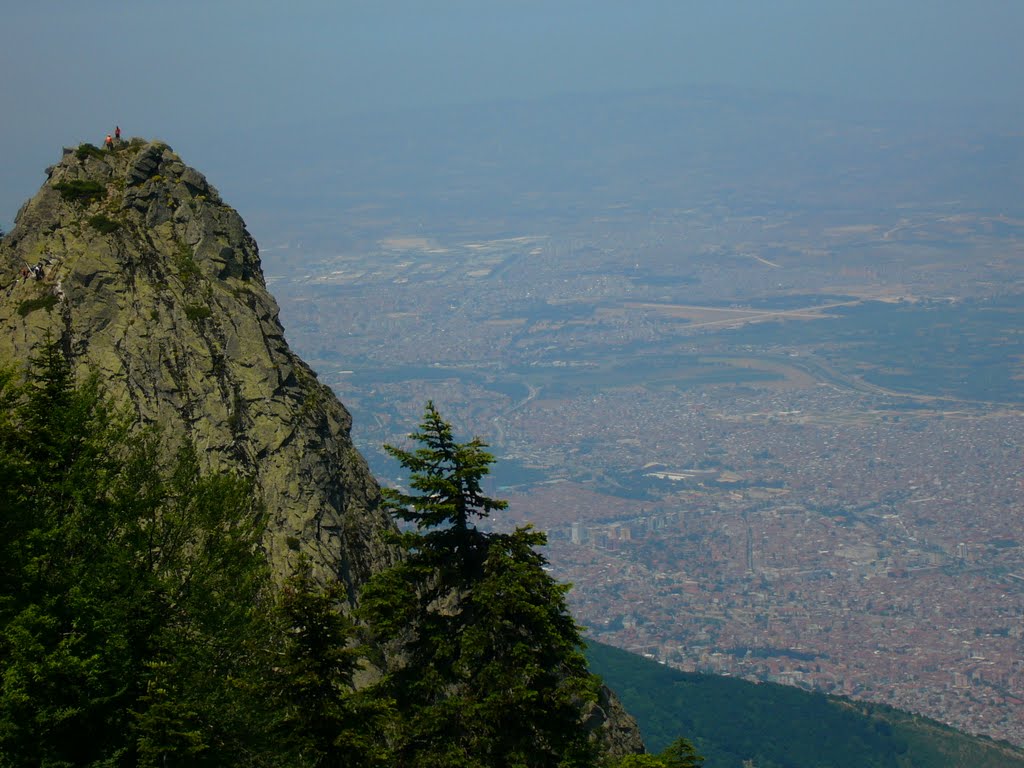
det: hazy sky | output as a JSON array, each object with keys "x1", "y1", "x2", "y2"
[{"x1": 2, "y1": 1, "x2": 1021, "y2": 227}]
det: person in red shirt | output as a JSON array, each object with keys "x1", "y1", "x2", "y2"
[{"x1": 115, "y1": 126, "x2": 121, "y2": 141}]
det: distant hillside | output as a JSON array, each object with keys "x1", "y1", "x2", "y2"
[{"x1": 587, "y1": 641, "x2": 1024, "y2": 768}]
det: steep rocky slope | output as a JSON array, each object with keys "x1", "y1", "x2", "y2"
[
  {"x1": 0, "y1": 139, "x2": 393, "y2": 590},
  {"x1": 0, "y1": 139, "x2": 644, "y2": 757}
]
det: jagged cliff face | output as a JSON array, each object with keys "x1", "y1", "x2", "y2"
[
  {"x1": 0, "y1": 139, "x2": 644, "y2": 757},
  {"x1": 0, "y1": 139, "x2": 394, "y2": 591}
]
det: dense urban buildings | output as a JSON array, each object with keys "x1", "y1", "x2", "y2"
[{"x1": 256, "y1": 96, "x2": 1023, "y2": 744}]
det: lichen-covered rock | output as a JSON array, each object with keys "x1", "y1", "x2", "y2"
[{"x1": 0, "y1": 139, "x2": 396, "y2": 593}]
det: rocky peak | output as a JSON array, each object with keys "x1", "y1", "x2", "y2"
[
  {"x1": 0, "y1": 138, "x2": 395, "y2": 591},
  {"x1": 0, "y1": 139, "x2": 645, "y2": 758}
]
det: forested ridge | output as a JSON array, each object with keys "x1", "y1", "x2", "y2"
[
  {"x1": 0, "y1": 345, "x2": 701, "y2": 767},
  {"x1": 587, "y1": 641, "x2": 1024, "y2": 768}
]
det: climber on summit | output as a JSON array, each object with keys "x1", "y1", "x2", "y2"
[
  {"x1": 105, "y1": 134, "x2": 113, "y2": 150},
  {"x1": 115, "y1": 126, "x2": 121, "y2": 141}
]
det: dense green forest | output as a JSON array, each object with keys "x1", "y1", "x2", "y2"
[
  {"x1": 0, "y1": 343, "x2": 283, "y2": 766},
  {"x1": 0, "y1": 345, "x2": 703, "y2": 767},
  {"x1": 586, "y1": 641, "x2": 1024, "y2": 768}
]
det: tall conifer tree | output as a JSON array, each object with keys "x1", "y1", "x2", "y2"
[{"x1": 360, "y1": 402, "x2": 598, "y2": 767}]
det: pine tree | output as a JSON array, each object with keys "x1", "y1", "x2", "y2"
[
  {"x1": 458, "y1": 526, "x2": 598, "y2": 767},
  {"x1": 134, "y1": 660, "x2": 210, "y2": 768},
  {"x1": 381, "y1": 401, "x2": 507, "y2": 581},
  {"x1": 0, "y1": 343, "x2": 145, "y2": 766},
  {"x1": 272, "y1": 557, "x2": 392, "y2": 768},
  {"x1": 610, "y1": 738, "x2": 704, "y2": 768},
  {"x1": 360, "y1": 402, "x2": 598, "y2": 767},
  {"x1": 0, "y1": 343, "x2": 276, "y2": 766},
  {"x1": 131, "y1": 445, "x2": 276, "y2": 766},
  {"x1": 658, "y1": 737, "x2": 704, "y2": 768}
]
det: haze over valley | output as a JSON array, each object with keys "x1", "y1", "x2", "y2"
[
  {"x1": 4, "y1": 1, "x2": 1024, "y2": 757},
  {"x1": 253, "y1": 88, "x2": 1024, "y2": 744}
]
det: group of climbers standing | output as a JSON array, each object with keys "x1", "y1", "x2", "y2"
[
  {"x1": 104, "y1": 126, "x2": 122, "y2": 150},
  {"x1": 17, "y1": 259, "x2": 51, "y2": 283}
]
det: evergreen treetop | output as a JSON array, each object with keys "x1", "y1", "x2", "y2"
[
  {"x1": 382, "y1": 400, "x2": 507, "y2": 580},
  {"x1": 361, "y1": 402, "x2": 600, "y2": 767}
]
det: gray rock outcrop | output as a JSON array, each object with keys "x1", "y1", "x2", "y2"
[{"x1": 0, "y1": 139, "x2": 394, "y2": 591}]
